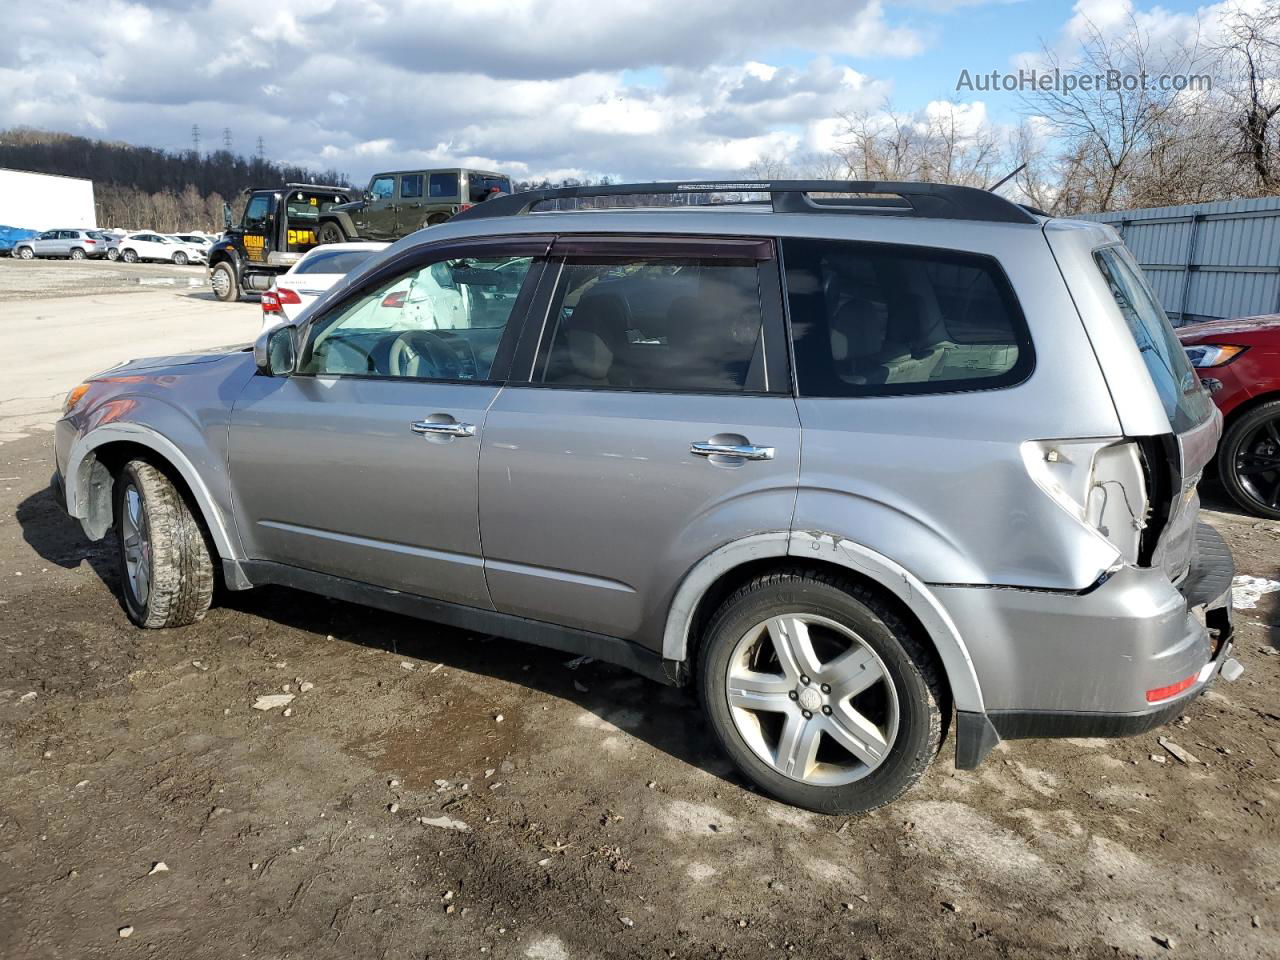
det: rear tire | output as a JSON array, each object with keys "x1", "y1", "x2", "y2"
[
  {"x1": 697, "y1": 569, "x2": 945, "y2": 814},
  {"x1": 173, "y1": 251, "x2": 188, "y2": 266},
  {"x1": 317, "y1": 221, "x2": 346, "y2": 244},
  {"x1": 114, "y1": 460, "x2": 214, "y2": 629},
  {"x1": 122, "y1": 248, "x2": 138, "y2": 263},
  {"x1": 17, "y1": 246, "x2": 33, "y2": 260},
  {"x1": 70, "y1": 247, "x2": 86, "y2": 260},
  {"x1": 1219, "y1": 399, "x2": 1280, "y2": 519},
  {"x1": 107, "y1": 247, "x2": 120, "y2": 261},
  {"x1": 209, "y1": 261, "x2": 240, "y2": 302}
]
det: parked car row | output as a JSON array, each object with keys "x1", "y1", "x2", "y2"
[{"x1": 10, "y1": 229, "x2": 216, "y2": 264}]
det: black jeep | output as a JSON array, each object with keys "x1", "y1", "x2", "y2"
[{"x1": 208, "y1": 183, "x2": 355, "y2": 302}]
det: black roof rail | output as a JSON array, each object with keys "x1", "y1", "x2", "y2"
[{"x1": 452, "y1": 180, "x2": 1039, "y2": 225}]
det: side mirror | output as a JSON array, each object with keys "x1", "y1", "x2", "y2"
[
  {"x1": 363, "y1": 191, "x2": 374, "y2": 203},
  {"x1": 254, "y1": 322, "x2": 297, "y2": 376},
  {"x1": 223, "y1": 202, "x2": 233, "y2": 231}
]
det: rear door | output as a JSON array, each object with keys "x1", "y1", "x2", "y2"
[
  {"x1": 228, "y1": 235, "x2": 550, "y2": 606},
  {"x1": 477, "y1": 235, "x2": 799, "y2": 643},
  {"x1": 399, "y1": 174, "x2": 425, "y2": 233}
]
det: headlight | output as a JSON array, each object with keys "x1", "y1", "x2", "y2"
[
  {"x1": 1184, "y1": 344, "x2": 1247, "y2": 368},
  {"x1": 63, "y1": 383, "x2": 90, "y2": 413}
]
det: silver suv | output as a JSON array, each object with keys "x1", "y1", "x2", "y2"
[{"x1": 52, "y1": 181, "x2": 1241, "y2": 813}]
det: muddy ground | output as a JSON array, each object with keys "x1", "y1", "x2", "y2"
[{"x1": 0, "y1": 440, "x2": 1278, "y2": 960}]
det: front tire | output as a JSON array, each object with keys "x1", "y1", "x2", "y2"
[
  {"x1": 209, "y1": 261, "x2": 240, "y2": 302},
  {"x1": 17, "y1": 246, "x2": 34, "y2": 260},
  {"x1": 173, "y1": 251, "x2": 188, "y2": 266},
  {"x1": 1220, "y1": 399, "x2": 1280, "y2": 519},
  {"x1": 698, "y1": 569, "x2": 945, "y2": 814},
  {"x1": 114, "y1": 460, "x2": 214, "y2": 629},
  {"x1": 317, "y1": 221, "x2": 346, "y2": 244}
]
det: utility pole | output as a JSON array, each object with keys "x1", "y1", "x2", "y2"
[
  {"x1": 256, "y1": 136, "x2": 265, "y2": 162},
  {"x1": 222, "y1": 128, "x2": 233, "y2": 152},
  {"x1": 191, "y1": 124, "x2": 201, "y2": 155}
]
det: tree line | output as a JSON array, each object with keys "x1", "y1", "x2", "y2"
[
  {"x1": 0, "y1": 128, "x2": 349, "y2": 231},
  {"x1": 751, "y1": 5, "x2": 1280, "y2": 215}
]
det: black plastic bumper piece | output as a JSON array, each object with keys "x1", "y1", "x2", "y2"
[
  {"x1": 986, "y1": 698, "x2": 1188, "y2": 740},
  {"x1": 1180, "y1": 522, "x2": 1235, "y2": 610},
  {"x1": 954, "y1": 710, "x2": 1002, "y2": 769}
]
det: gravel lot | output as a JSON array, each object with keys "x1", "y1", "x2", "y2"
[{"x1": 0, "y1": 261, "x2": 1277, "y2": 960}]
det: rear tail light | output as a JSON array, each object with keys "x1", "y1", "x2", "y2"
[
  {"x1": 1021, "y1": 439, "x2": 1152, "y2": 566},
  {"x1": 1146, "y1": 673, "x2": 1197, "y2": 703},
  {"x1": 381, "y1": 290, "x2": 406, "y2": 308},
  {"x1": 458, "y1": 203, "x2": 472, "y2": 213},
  {"x1": 276, "y1": 287, "x2": 302, "y2": 305},
  {"x1": 263, "y1": 287, "x2": 302, "y2": 315},
  {"x1": 261, "y1": 291, "x2": 280, "y2": 314}
]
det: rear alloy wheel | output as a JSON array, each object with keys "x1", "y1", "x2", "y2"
[
  {"x1": 699, "y1": 570, "x2": 944, "y2": 814},
  {"x1": 173, "y1": 251, "x2": 189, "y2": 266},
  {"x1": 17, "y1": 246, "x2": 34, "y2": 260},
  {"x1": 114, "y1": 460, "x2": 214, "y2": 628},
  {"x1": 317, "y1": 221, "x2": 346, "y2": 244},
  {"x1": 70, "y1": 247, "x2": 86, "y2": 260},
  {"x1": 209, "y1": 261, "x2": 240, "y2": 302},
  {"x1": 122, "y1": 248, "x2": 138, "y2": 263},
  {"x1": 1221, "y1": 399, "x2": 1280, "y2": 519}
]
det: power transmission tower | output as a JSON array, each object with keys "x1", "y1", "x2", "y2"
[
  {"x1": 191, "y1": 124, "x2": 201, "y2": 154},
  {"x1": 222, "y1": 128, "x2": 233, "y2": 152},
  {"x1": 256, "y1": 136, "x2": 265, "y2": 162}
]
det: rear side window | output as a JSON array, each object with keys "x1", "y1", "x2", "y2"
[
  {"x1": 782, "y1": 237, "x2": 1032, "y2": 397},
  {"x1": 536, "y1": 258, "x2": 770, "y2": 393},
  {"x1": 1094, "y1": 246, "x2": 1213, "y2": 430},
  {"x1": 429, "y1": 172, "x2": 459, "y2": 198},
  {"x1": 295, "y1": 249, "x2": 380, "y2": 275},
  {"x1": 400, "y1": 174, "x2": 424, "y2": 198}
]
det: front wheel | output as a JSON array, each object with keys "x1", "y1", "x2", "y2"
[
  {"x1": 173, "y1": 251, "x2": 188, "y2": 266},
  {"x1": 317, "y1": 221, "x2": 346, "y2": 244},
  {"x1": 698, "y1": 569, "x2": 945, "y2": 814},
  {"x1": 16, "y1": 246, "x2": 34, "y2": 260},
  {"x1": 1220, "y1": 399, "x2": 1280, "y2": 519},
  {"x1": 114, "y1": 460, "x2": 214, "y2": 628},
  {"x1": 209, "y1": 261, "x2": 240, "y2": 302}
]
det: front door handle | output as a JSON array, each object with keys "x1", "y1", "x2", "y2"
[
  {"x1": 412, "y1": 418, "x2": 476, "y2": 438},
  {"x1": 691, "y1": 441, "x2": 775, "y2": 461}
]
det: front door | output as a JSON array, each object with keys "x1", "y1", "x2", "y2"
[
  {"x1": 33, "y1": 231, "x2": 58, "y2": 256},
  {"x1": 478, "y1": 236, "x2": 799, "y2": 643},
  {"x1": 228, "y1": 236, "x2": 548, "y2": 607},
  {"x1": 358, "y1": 175, "x2": 398, "y2": 240}
]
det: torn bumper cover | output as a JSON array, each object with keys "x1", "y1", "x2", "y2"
[{"x1": 950, "y1": 522, "x2": 1238, "y2": 769}]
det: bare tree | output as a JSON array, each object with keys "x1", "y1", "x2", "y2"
[{"x1": 1212, "y1": 4, "x2": 1280, "y2": 194}]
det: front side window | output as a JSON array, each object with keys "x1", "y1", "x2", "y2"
[
  {"x1": 400, "y1": 174, "x2": 424, "y2": 199},
  {"x1": 783, "y1": 237, "x2": 1032, "y2": 397},
  {"x1": 369, "y1": 177, "x2": 395, "y2": 201},
  {"x1": 536, "y1": 258, "x2": 768, "y2": 393},
  {"x1": 1094, "y1": 245, "x2": 1213, "y2": 430},
  {"x1": 429, "y1": 172, "x2": 459, "y2": 198},
  {"x1": 301, "y1": 254, "x2": 535, "y2": 381},
  {"x1": 243, "y1": 196, "x2": 271, "y2": 229}
]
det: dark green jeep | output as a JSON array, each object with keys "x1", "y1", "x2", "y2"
[{"x1": 316, "y1": 168, "x2": 512, "y2": 243}]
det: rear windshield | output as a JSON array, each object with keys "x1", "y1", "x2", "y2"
[
  {"x1": 295, "y1": 248, "x2": 380, "y2": 276},
  {"x1": 782, "y1": 237, "x2": 1033, "y2": 397},
  {"x1": 286, "y1": 191, "x2": 349, "y2": 222},
  {"x1": 1094, "y1": 246, "x2": 1213, "y2": 430},
  {"x1": 468, "y1": 174, "x2": 513, "y2": 203}
]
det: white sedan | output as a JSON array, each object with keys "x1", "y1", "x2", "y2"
[
  {"x1": 260, "y1": 242, "x2": 388, "y2": 329},
  {"x1": 110, "y1": 232, "x2": 207, "y2": 265}
]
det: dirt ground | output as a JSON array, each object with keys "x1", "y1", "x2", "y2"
[{"x1": 0, "y1": 273, "x2": 1278, "y2": 959}]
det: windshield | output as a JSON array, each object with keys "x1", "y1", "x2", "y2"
[
  {"x1": 1094, "y1": 246, "x2": 1214, "y2": 431},
  {"x1": 295, "y1": 248, "x2": 381, "y2": 275}
]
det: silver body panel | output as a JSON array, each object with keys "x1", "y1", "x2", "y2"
[{"x1": 53, "y1": 199, "x2": 1229, "y2": 736}]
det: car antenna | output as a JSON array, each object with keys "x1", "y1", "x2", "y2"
[{"x1": 986, "y1": 163, "x2": 1026, "y2": 193}]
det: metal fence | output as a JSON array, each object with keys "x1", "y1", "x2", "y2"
[{"x1": 1078, "y1": 196, "x2": 1280, "y2": 325}]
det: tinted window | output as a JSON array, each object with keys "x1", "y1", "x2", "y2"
[
  {"x1": 536, "y1": 258, "x2": 768, "y2": 393},
  {"x1": 400, "y1": 174, "x2": 424, "y2": 198},
  {"x1": 783, "y1": 237, "x2": 1032, "y2": 397},
  {"x1": 243, "y1": 196, "x2": 271, "y2": 229},
  {"x1": 295, "y1": 248, "x2": 381, "y2": 275},
  {"x1": 369, "y1": 177, "x2": 395, "y2": 200},
  {"x1": 1094, "y1": 246, "x2": 1213, "y2": 430},
  {"x1": 301, "y1": 255, "x2": 534, "y2": 381},
  {"x1": 468, "y1": 174, "x2": 512, "y2": 203},
  {"x1": 429, "y1": 172, "x2": 459, "y2": 198}
]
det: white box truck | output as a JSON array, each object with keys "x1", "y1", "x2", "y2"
[{"x1": 0, "y1": 168, "x2": 96, "y2": 231}]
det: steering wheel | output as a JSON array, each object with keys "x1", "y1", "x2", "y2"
[{"x1": 389, "y1": 330, "x2": 460, "y2": 379}]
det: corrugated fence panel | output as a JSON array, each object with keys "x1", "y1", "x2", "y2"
[{"x1": 1080, "y1": 196, "x2": 1280, "y2": 323}]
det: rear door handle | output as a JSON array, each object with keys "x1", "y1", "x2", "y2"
[
  {"x1": 412, "y1": 418, "x2": 476, "y2": 438},
  {"x1": 691, "y1": 441, "x2": 775, "y2": 461}
]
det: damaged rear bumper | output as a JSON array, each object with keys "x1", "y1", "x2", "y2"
[{"x1": 950, "y1": 522, "x2": 1239, "y2": 769}]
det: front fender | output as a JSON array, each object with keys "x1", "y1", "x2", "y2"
[
  {"x1": 661, "y1": 530, "x2": 986, "y2": 714},
  {"x1": 325, "y1": 211, "x2": 360, "y2": 236}
]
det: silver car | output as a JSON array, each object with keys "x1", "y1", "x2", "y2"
[
  {"x1": 14, "y1": 228, "x2": 108, "y2": 260},
  {"x1": 51, "y1": 181, "x2": 1241, "y2": 813}
]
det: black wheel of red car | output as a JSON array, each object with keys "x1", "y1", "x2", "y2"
[
  {"x1": 317, "y1": 221, "x2": 346, "y2": 244},
  {"x1": 1220, "y1": 399, "x2": 1280, "y2": 520}
]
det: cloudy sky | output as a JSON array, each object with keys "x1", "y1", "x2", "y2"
[{"x1": 0, "y1": 0, "x2": 1252, "y2": 184}]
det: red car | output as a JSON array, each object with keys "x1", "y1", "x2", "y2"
[{"x1": 1178, "y1": 314, "x2": 1280, "y2": 518}]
